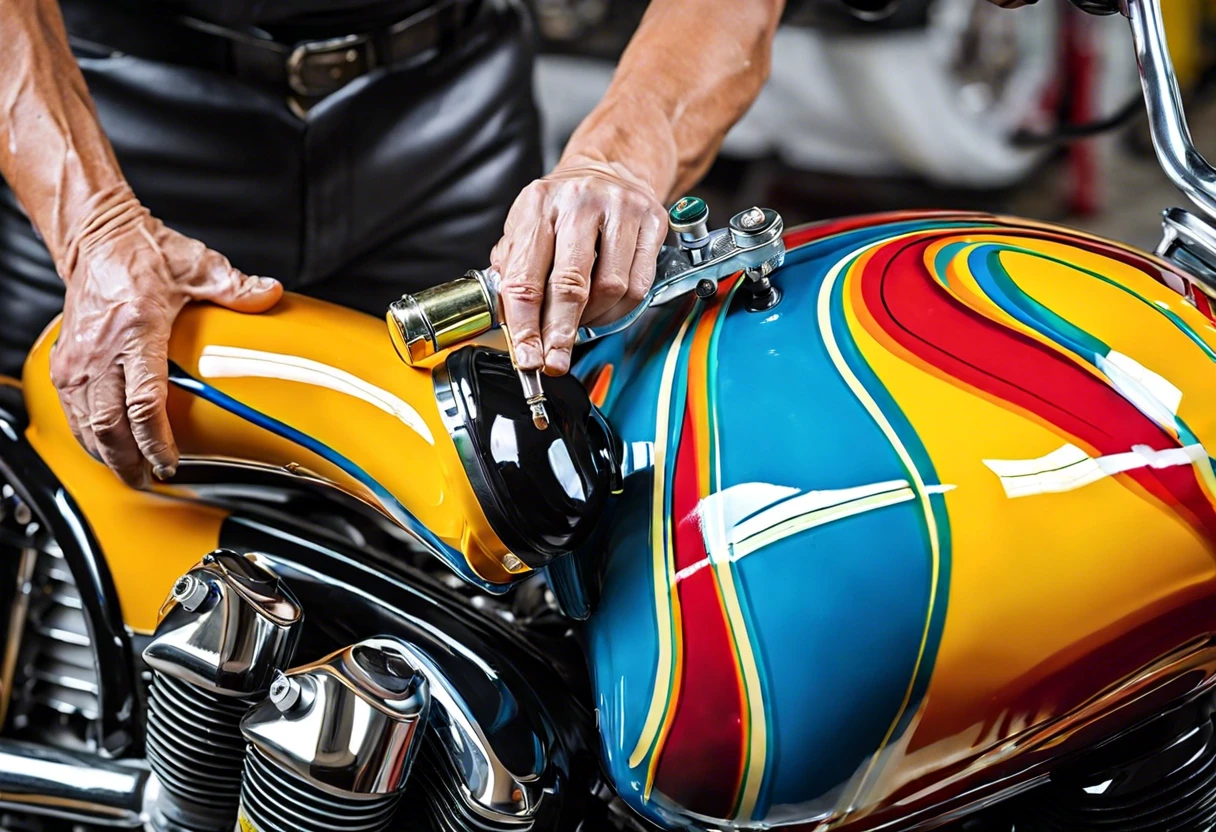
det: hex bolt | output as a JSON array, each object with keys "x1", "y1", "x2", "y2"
[
  {"x1": 268, "y1": 671, "x2": 301, "y2": 712},
  {"x1": 171, "y1": 574, "x2": 210, "y2": 612},
  {"x1": 501, "y1": 553, "x2": 524, "y2": 572},
  {"x1": 695, "y1": 279, "x2": 717, "y2": 299}
]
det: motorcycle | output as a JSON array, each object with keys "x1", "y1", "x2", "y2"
[
  {"x1": 0, "y1": 0, "x2": 1214, "y2": 830},
  {"x1": 534, "y1": 0, "x2": 1140, "y2": 189}
]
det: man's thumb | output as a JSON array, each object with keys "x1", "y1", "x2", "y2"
[{"x1": 192, "y1": 262, "x2": 283, "y2": 314}]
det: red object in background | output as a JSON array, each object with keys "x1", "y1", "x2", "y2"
[{"x1": 1064, "y1": 8, "x2": 1102, "y2": 216}]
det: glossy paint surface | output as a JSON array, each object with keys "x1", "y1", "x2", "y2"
[
  {"x1": 20, "y1": 294, "x2": 517, "y2": 631},
  {"x1": 578, "y1": 212, "x2": 1216, "y2": 830}
]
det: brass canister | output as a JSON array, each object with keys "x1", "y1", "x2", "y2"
[{"x1": 386, "y1": 271, "x2": 496, "y2": 365}]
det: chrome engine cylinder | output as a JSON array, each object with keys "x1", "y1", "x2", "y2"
[
  {"x1": 142, "y1": 550, "x2": 303, "y2": 832},
  {"x1": 238, "y1": 637, "x2": 430, "y2": 832}
]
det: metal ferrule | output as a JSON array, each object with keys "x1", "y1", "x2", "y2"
[
  {"x1": 387, "y1": 270, "x2": 497, "y2": 365},
  {"x1": 676, "y1": 228, "x2": 710, "y2": 250},
  {"x1": 142, "y1": 550, "x2": 303, "y2": 696},
  {"x1": 240, "y1": 636, "x2": 430, "y2": 797}
]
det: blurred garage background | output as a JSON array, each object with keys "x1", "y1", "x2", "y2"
[{"x1": 531, "y1": 0, "x2": 1215, "y2": 252}]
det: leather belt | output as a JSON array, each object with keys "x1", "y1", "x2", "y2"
[{"x1": 60, "y1": 0, "x2": 480, "y2": 106}]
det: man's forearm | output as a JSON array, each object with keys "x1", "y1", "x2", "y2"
[
  {"x1": 558, "y1": 0, "x2": 784, "y2": 202},
  {"x1": 0, "y1": 0, "x2": 134, "y2": 277}
]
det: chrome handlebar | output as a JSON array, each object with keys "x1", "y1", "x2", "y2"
[{"x1": 1126, "y1": 0, "x2": 1216, "y2": 221}]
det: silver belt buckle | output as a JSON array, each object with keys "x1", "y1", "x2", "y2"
[{"x1": 286, "y1": 33, "x2": 373, "y2": 99}]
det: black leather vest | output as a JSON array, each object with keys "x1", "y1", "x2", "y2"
[{"x1": 156, "y1": 0, "x2": 431, "y2": 27}]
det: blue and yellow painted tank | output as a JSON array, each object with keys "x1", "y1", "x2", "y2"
[
  {"x1": 572, "y1": 211, "x2": 1216, "y2": 829},
  {"x1": 13, "y1": 210, "x2": 1216, "y2": 830}
]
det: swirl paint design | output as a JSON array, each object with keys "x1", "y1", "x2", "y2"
[
  {"x1": 165, "y1": 363, "x2": 503, "y2": 593},
  {"x1": 581, "y1": 212, "x2": 1216, "y2": 830}
]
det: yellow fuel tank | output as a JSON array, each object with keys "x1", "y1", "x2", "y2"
[{"x1": 20, "y1": 294, "x2": 514, "y2": 632}]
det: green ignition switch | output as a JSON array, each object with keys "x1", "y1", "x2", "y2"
[{"x1": 669, "y1": 196, "x2": 708, "y2": 228}]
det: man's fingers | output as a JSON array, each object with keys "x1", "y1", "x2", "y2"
[
  {"x1": 581, "y1": 211, "x2": 639, "y2": 324},
  {"x1": 86, "y1": 371, "x2": 148, "y2": 488},
  {"x1": 586, "y1": 208, "x2": 665, "y2": 327},
  {"x1": 123, "y1": 349, "x2": 179, "y2": 480},
  {"x1": 496, "y1": 217, "x2": 556, "y2": 371},
  {"x1": 541, "y1": 209, "x2": 601, "y2": 375}
]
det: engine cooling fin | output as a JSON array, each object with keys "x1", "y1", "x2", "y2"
[
  {"x1": 1009, "y1": 695, "x2": 1216, "y2": 832},
  {"x1": 406, "y1": 731, "x2": 535, "y2": 832},
  {"x1": 238, "y1": 637, "x2": 429, "y2": 832},
  {"x1": 142, "y1": 551, "x2": 303, "y2": 832},
  {"x1": 240, "y1": 746, "x2": 400, "y2": 832},
  {"x1": 146, "y1": 671, "x2": 252, "y2": 829}
]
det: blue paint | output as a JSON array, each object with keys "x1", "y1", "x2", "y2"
[
  {"x1": 584, "y1": 220, "x2": 965, "y2": 827},
  {"x1": 167, "y1": 364, "x2": 506, "y2": 594}
]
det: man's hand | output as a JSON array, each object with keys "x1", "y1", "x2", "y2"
[
  {"x1": 490, "y1": 157, "x2": 666, "y2": 376},
  {"x1": 488, "y1": 0, "x2": 782, "y2": 376},
  {"x1": 50, "y1": 192, "x2": 282, "y2": 488},
  {"x1": 0, "y1": 1, "x2": 282, "y2": 487}
]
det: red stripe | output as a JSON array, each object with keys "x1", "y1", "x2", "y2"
[
  {"x1": 782, "y1": 213, "x2": 1191, "y2": 304},
  {"x1": 782, "y1": 211, "x2": 992, "y2": 250},
  {"x1": 1193, "y1": 290, "x2": 1215, "y2": 323},
  {"x1": 860, "y1": 235, "x2": 1216, "y2": 540},
  {"x1": 653, "y1": 404, "x2": 745, "y2": 816}
]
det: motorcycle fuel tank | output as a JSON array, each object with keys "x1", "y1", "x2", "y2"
[
  {"x1": 575, "y1": 211, "x2": 1216, "y2": 830},
  {"x1": 18, "y1": 292, "x2": 528, "y2": 631}
]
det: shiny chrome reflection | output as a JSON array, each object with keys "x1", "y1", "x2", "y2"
[
  {"x1": 142, "y1": 550, "x2": 303, "y2": 695},
  {"x1": 1158, "y1": 207, "x2": 1216, "y2": 295},
  {"x1": 0, "y1": 738, "x2": 148, "y2": 827},
  {"x1": 388, "y1": 638, "x2": 546, "y2": 822},
  {"x1": 255, "y1": 552, "x2": 554, "y2": 828},
  {"x1": 1127, "y1": 0, "x2": 1216, "y2": 221},
  {"x1": 142, "y1": 550, "x2": 304, "y2": 832},
  {"x1": 434, "y1": 363, "x2": 499, "y2": 515},
  {"x1": 241, "y1": 636, "x2": 430, "y2": 796}
]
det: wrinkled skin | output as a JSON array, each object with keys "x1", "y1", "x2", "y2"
[
  {"x1": 5, "y1": 0, "x2": 837, "y2": 481},
  {"x1": 494, "y1": 0, "x2": 786, "y2": 375},
  {"x1": 50, "y1": 191, "x2": 280, "y2": 487},
  {"x1": 0, "y1": 0, "x2": 284, "y2": 486},
  {"x1": 491, "y1": 157, "x2": 667, "y2": 374}
]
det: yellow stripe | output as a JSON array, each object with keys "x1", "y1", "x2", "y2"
[
  {"x1": 817, "y1": 242, "x2": 944, "y2": 810},
  {"x1": 628, "y1": 314, "x2": 696, "y2": 771},
  {"x1": 940, "y1": 241, "x2": 1135, "y2": 391},
  {"x1": 688, "y1": 310, "x2": 717, "y2": 498}
]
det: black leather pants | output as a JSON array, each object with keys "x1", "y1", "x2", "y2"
[{"x1": 0, "y1": 0, "x2": 541, "y2": 377}]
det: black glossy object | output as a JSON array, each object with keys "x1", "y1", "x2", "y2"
[
  {"x1": 216, "y1": 510, "x2": 600, "y2": 832},
  {"x1": 446, "y1": 347, "x2": 621, "y2": 569},
  {"x1": 1003, "y1": 693, "x2": 1216, "y2": 831},
  {"x1": 0, "y1": 392, "x2": 139, "y2": 756}
]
